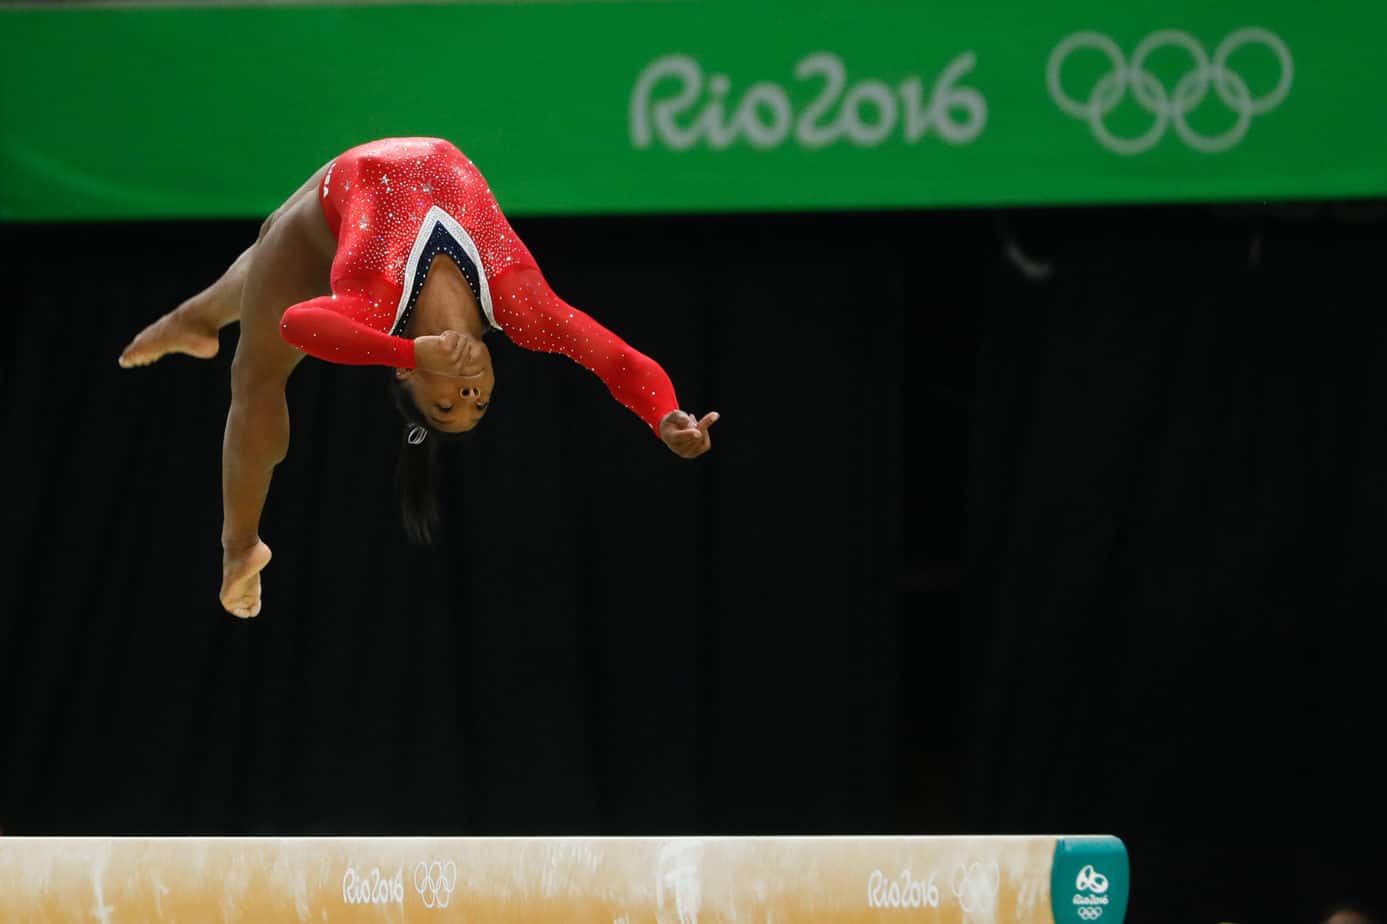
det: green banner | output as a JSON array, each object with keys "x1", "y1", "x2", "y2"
[{"x1": 2, "y1": 0, "x2": 1384, "y2": 221}]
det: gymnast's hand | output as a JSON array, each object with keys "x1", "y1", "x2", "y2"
[
  {"x1": 414, "y1": 330, "x2": 486, "y2": 378},
  {"x1": 220, "y1": 539, "x2": 272, "y2": 619},
  {"x1": 660, "y1": 410, "x2": 719, "y2": 459}
]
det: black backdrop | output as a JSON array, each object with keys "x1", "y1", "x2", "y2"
[{"x1": 1, "y1": 204, "x2": 1383, "y2": 923}]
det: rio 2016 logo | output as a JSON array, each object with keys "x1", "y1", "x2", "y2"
[
  {"x1": 1073, "y1": 864, "x2": 1110, "y2": 921},
  {"x1": 631, "y1": 52, "x2": 987, "y2": 152},
  {"x1": 341, "y1": 866, "x2": 404, "y2": 905},
  {"x1": 866, "y1": 869, "x2": 941, "y2": 909}
]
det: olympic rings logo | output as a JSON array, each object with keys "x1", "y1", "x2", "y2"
[
  {"x1": 1047, "y1": 28, "x2": 1293, "y2": 154},
  {"x1": 1078, "y1": 907, "x2": 1105, "y2": 921},
  {"x1": 951, "y1": 861, "x2": 1000, "y2": 914},
  {"x1": 413, "y1": 859, "x2": 458, "y2": 909}
]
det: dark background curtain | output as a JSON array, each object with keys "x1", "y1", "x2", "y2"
[{"x1": 1, "y1": 204, "x2": 1382, "y2": 923}]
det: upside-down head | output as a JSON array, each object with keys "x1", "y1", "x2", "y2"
[
  {"x1": 394, "y1": 336, "x2": 495, "y2": 434},
  {"x1": 387, "y1": 360, "x2": 493, "y2": 545}
]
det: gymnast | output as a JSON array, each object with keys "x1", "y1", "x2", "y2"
[{"x1": 118, "y1": 137, "x2": 718, "y2": 619}]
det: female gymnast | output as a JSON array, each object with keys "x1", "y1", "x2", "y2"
[{"x1": 118, "y1": 137, "x2": 718, "y2": 620}]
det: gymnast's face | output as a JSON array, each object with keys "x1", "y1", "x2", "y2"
[{"x1": 397, "y1": 341, "x2": 495, "y2": 433}]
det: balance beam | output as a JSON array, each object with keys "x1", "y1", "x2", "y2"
[{"x1": 0, "y1": 834, "x2": 1127, "y2": 922}]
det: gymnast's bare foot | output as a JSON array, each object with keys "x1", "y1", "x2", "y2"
[
  {"x1": 118, "y1": 298, "x2": 221, "y2": 368},
  {"x1": 220, "y1": 540, "x2": 272, "y2": 619}
]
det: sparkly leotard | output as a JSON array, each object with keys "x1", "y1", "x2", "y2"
[{"x1": 278, "y1": 137, "x2": 678, "y2": 434}]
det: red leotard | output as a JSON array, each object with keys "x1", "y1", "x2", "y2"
[{"x1": 278, "y1": 138, "x2": 679, "y2": 434}]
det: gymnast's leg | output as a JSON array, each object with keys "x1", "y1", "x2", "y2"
[
  {"x1": 118, "y1": 164, "x2": 331, "y2": 368},
  {"x1": 116, "y1": 245, "x2": 251, "y2": 367}
]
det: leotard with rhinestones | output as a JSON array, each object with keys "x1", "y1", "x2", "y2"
[{"x1": 278, "y1": 137, "x2": 679, "y2": 433}]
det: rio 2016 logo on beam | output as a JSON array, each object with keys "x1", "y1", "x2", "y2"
[
  {"x1": 866, "y1": 869, "x2": 941, "y2": 909},
  {"x1": 341, "y1": 866, "x2": 404, "y2": 905},
  {"x1": 1047, "y1": 28, "x2": 1294, "y2": 155},
  {"x1": 631, "y1": 52, "x2": 987, "y2": 152},
  {"x1": 1073, "y1": 863, "x2": 1110, "y2": 920}
]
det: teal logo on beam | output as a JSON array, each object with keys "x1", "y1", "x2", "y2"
[{"x1": 1050, "y1": 837, "x2": 1129, "y2": 924}]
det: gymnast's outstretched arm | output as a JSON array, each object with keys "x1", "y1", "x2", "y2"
[{"x1": 491, "y1": 266, "x2": 719, "y2": 458}]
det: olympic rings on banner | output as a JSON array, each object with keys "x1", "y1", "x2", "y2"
[{"x1": 1047, "y1": 28, "x2": 1292, "y2": 154}]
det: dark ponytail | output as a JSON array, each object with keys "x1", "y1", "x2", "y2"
[{"x1": 389, "y1": 375, "x2": 467, "y2": 545}]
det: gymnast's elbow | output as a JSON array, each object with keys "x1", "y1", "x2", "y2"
[{"x1": 278, "y1": 306, "x2": 314, "y2": 352}]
